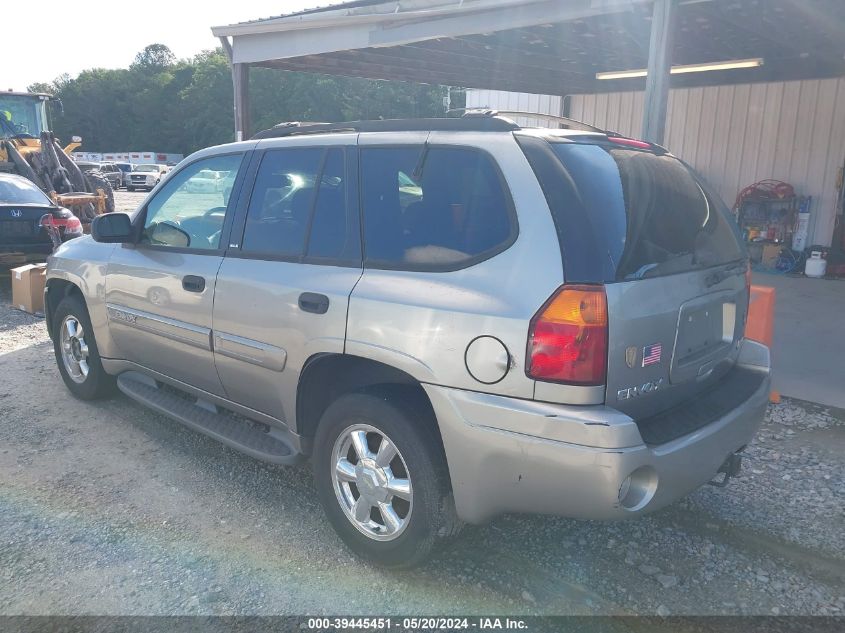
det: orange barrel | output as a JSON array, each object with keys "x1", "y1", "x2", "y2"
[{"x1": 745, "y1": 285, "x2": 775, "y2": 348}]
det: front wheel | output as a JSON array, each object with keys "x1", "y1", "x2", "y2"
[
  {"x1": 52, "y1": 294, "x2": 116, "y2": 400},
  {"x1": 314, "y1": 391, "x2": 461, "y2": 569}
]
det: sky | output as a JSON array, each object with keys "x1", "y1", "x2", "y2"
[{"x1": 5, "y1": 0, "x2": 321, "y2": 91}]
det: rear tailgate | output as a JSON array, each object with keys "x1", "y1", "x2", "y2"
[
  {"x1": 519, "y1": 133, "x2": 751, "y2": 422},
  {"x1": 605, "y1": 264, "x2": 748, "y2": 420}
]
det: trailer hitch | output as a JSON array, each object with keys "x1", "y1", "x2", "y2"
[{"x1": 708, "y1": 451, "x2": 743, "y2": 487}]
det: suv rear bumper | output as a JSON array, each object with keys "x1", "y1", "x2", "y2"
[{"x1": 424, "y1": 339, "x2": 770, "y2": 524}]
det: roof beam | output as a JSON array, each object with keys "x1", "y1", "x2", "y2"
[
  {"x1": 226, "y1": 0, "x2": 649, "y2": 65},
  {"x1": 346, "y1": 46, "x2": 590, "y2": 83},
  {"x1": 259, "y1": 58, "x2": 583, "y2": 95}
]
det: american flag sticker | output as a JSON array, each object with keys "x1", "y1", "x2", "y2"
[{"x1": 642, "y1": 343, "x2": 662, "y2": 367}]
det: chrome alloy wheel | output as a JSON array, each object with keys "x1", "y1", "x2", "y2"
[
  {"x1": 59, "y1": 315, "x2": 90, "y2": 384},
  {"x1": 332, "y1": 424, "x2": 413, "y2": 541}
]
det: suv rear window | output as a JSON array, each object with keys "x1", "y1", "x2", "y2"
[
  {"x1": 360, "y1": 146, "x2": 515, "y2": 270},
  {"x1": 519, "y1": 137, "x2": 744, "y2": 282}
]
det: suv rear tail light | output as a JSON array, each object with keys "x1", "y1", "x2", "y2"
[{"x1": 526, "y1": 285, "x2": 608, "y2": 385}]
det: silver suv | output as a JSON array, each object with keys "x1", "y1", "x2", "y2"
[{"x1": 45, "y1": 115, "x2": 771, "y2": 568}]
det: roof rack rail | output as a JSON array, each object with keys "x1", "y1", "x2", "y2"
[
  {"x1": 494, "y1": 111, "x2": 604, "y2": 133},
  {"x1": 251, "y1": 116, "x2": 520, "y2": 139},
  {"x1": 269, "y1": 121, "x2": 331, "y2": 129}
]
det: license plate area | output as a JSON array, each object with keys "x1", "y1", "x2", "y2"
[
  {"x1": 670, "y1": 290, "x2": 737, "y2": 384},
  {"x1": 0, "y1": 220, "x2": 34, "y2": 236}
]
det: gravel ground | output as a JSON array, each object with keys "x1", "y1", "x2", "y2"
[{"x1": 0, "y1": 190, "x2": 843, "y2": 616}]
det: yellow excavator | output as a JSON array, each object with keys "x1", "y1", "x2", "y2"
[{"x1": 0, "y1": 91, "x2": 114, "y2": 223}]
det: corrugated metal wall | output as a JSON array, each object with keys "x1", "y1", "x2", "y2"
[
  {"x1": 465, "y1": 89, "x2": 562, "y2": 128},
  {"x1": 468, "y1": 79, "x2": 845, "y2": 247}
]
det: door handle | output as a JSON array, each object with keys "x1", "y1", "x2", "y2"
[
  {"x1": 299, "y1": 292, "x2": 329, "y2": 314},
  {"x1": 182, "y1": 275, "x2": 206, "y2": 293}
]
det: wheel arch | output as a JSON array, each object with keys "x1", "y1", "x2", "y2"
[
  {"x1": 296, "y1": 353, "x2": 442, "y2": 456},
  {"x1": 45, "y1": 278, "x2": 85, "y2": 339}
]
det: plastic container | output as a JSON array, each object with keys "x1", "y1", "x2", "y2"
[{"x1": 805, "y1": 251, "x2": 827, "y2": 278}]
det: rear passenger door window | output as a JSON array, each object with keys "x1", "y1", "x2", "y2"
[
  {"x1": 241, "y1": 148, "x2": 323, "y2": 258},
  {"x1": 305, "y1": 149, "x2": 359, "y2": 262},
  {"x1": 240, "y1": 147, "x2": 359, "y2": 264},
  {"x1": 360, "y1": 146, "x2": 516, "y2": 270}
]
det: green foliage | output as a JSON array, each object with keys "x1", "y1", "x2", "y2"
[
  {"x1": 132, "y1": 44, "x2": 177, "y2": 72},
  {"x1": 27, "y1": 45, "x2": 452, "y2": 156}
]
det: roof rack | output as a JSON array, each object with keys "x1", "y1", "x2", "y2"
[
  {"x1": 251, "y1": 115, "x2": 520, "y2": 139},
  {"x1": 494, "y1": 111, "x2": 604, "y2": 133},
  {"x1": 269, "y1": 121, "x2": 331, "y2": 129}
]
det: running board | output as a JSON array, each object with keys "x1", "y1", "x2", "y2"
[{"x1": 117, "y1": 373, "x2": 302, "y2": 465}]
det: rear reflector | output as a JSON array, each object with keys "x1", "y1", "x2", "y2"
[{"x1": 526, "y1": 285, "x2": 608, "y2": 385}]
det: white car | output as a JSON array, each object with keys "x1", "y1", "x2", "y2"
[
  {"x1": 184, "y1": 169, "x2": 224, "y2": 193},
  {"x1": 126, "y1": 164, "x2": 169, "y2": 192}
]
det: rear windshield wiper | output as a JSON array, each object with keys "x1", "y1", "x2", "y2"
[
  {"x1": 626, "y1": 252, "x2": 694, "y2": 280},
  {"x1": 705, "y1": 260, "x2": 747, "y2": 287}
]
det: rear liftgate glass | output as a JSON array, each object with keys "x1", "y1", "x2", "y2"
[{"x1": 520, "y1": 135, "x2": 753, "y2": 433}]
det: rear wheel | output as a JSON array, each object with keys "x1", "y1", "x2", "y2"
[
  {"x1": 314, "y1": 391, "x2": 461, "y2": 568},
  {"x1": 52, "y1": 294, "x2": 116, "y2": 400}
]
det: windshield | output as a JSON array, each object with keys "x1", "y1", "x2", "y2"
[
  {"x1": 0, "y1": 176, "x2": 52, "y2": 205},
  {"x1": 0, "y1": 94, "x2": 48, "y2": 138},
  {"x1": 543, "y1": 142, "x2": 744, "y2": 281},
  {"x1": 135, "y1": 165, "x2": 160, "y2": 172}
]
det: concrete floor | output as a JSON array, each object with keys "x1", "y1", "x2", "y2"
[{"x1": 753, "y1": 271, "x2": 845, "y2": 409}]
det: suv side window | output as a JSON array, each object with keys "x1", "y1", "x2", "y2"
[
  {"x1": 305, "y1": 148, "x2": 359, "y2": 263},
  {"x1": 141, "y1": 153, "x2": 243, "y2": 250},
  {"x1": 240, "y1": 147, "x2": 359, "y2": 264},
  {"x1": 360, "y1": 146, "x2": 515, "y2": 270},
  {"x1": 241, "y1": 148, "x2": 323, "y2": 257}
]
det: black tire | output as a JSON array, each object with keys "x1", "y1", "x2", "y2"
[
  {"x1": 313, "y1": 390, "x2": 461, "y2": 569},
  {"x1": 83, "y1": 170, "x2": 116, "y2": 214},
  {"x1": 52, "y1": 294, "x2": 116, "y2": 400},
  {"x1": 127, "y1": 186, "x2": 135, "y2": 192}
]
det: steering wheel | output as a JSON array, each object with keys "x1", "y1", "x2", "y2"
[{"x1": 203, "y1": 206, "x2": 227, "y2": 220}]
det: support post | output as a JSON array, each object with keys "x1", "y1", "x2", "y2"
[
  {"x1": 641, "y1": 0, "x2": 676, "y2": 145},
  {"x1": 232, "y1": 63, "x2": 251, "y2": 142}
]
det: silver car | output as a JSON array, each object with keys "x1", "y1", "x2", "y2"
[{"x1": 45, "y1": 115, "x2": 770, "y2": 568}]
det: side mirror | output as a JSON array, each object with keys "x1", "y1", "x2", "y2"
[
  {"x1": 91, "y1": 213, "x2": 133, "y2": 243},
  {"x1": 148, "y1": 222, "x2": 190, "y2": 248}
]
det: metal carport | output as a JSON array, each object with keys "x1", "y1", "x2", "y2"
[{"x1": 211, "y1": 0, "x2": 845, "y2": 145}]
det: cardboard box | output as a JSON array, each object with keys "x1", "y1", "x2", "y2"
[
  {"x1": 11, "y1": 263, "x2": 47, "y2": 315},
  {"x1": 761, "y1": 243, "x2": 781, "y2": 268}
]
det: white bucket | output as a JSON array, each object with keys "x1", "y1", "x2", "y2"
[{"x1": 805, "y1": 251, "x2": 827, "y2": 278}]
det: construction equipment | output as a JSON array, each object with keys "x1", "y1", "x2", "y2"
[{"x1": 0, "y1": 91, "x2": 114, "y2": 225}]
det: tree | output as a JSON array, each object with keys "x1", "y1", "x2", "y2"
[
  {"x1": 132, "y1": 44, "x2": 176, "y2": 72},
  {"x1": 26, "y1": 44, "x2": 450, "y2": 155}
]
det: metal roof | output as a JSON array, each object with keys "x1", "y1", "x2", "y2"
[{"x1": 213, "y1": 0, "x2": 845, "y2": 95}]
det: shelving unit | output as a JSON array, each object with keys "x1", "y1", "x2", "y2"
[
  {"x1": 736, "y1": 196, "x2": 805, "y2": 269},
  {"x1": 737, "y1": 196, "x2": 799, "y2": 245}
]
